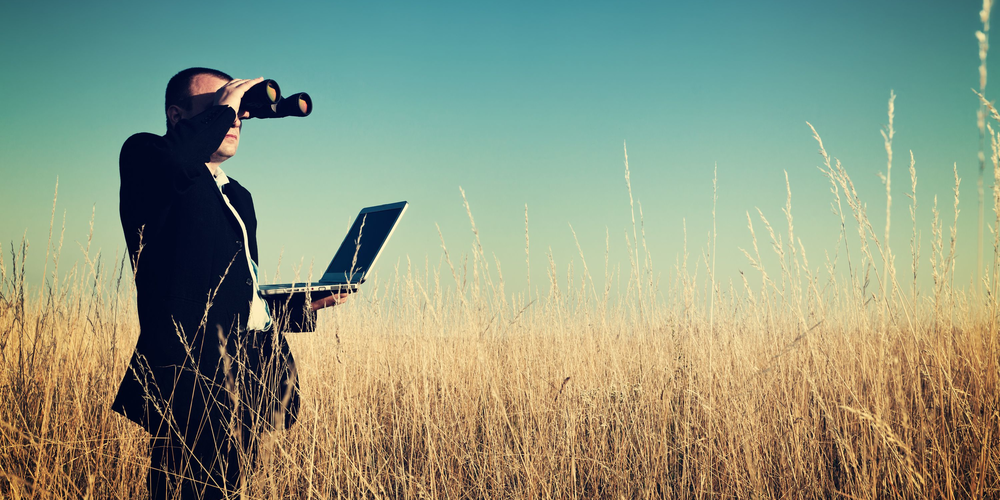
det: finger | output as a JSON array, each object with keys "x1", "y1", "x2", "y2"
[
  {"x1": 219, "y1": 78, "x2": 256, "y2": 91},
  {"x1": 214, "y1": 79, "x2": 246, "y2": 96},
  {"x1": 233, "y1": 77, "x2": 265, "y2": 89},
  {"x1": 222, "y1": 78, "x2": 264, "y2": 100},
  {"x1": 309, "y1": 295, "x2": 338, "y2": 311},
  {"x1": 222, "y1": 78, "x2": 249, "y2": 87}
]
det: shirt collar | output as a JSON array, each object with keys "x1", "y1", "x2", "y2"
[{"x1": 211, "y1": 166, "x2": 231, "y2": 192}]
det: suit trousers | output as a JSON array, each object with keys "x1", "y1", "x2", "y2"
[
  {"x1": 148, "y1": 405, "x2": 256, "y2": 500},
  {"x1": 146, "y1": 328, "x2": 294, "y2": 500}
]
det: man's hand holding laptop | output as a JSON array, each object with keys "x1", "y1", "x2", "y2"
[
  {"x1": 311, "y1": 293, "x2": 349, "y2": 311},
  {"x1": 261, "y1": 202, "x2": 409, "y2": 324}
]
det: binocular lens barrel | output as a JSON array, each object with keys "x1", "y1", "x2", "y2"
[
  {"x1": 240, "y1": 79, "x2": 281, "y2": 118},
  {"x1": 275, "y1": 92, "x2": 312, "y2": 117},
  {"x1": 240, "y1": 79, "x2": 312, "y2": 119}
]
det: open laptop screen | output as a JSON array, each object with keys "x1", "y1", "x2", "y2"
[{"x1": 322, "y1": 202, "x2": 406, "y2": 282}]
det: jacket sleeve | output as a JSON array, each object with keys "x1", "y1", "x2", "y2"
[
  {"x1": 120, "y1": 105, "x2": 237, "y2": 199},
  {"x1": 119, "y1": 105, "x2": 238, "y2": 249}
]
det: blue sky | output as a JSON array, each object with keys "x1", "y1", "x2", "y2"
[{"x1": 0, "y1": 1, "x2": 990, "y2": 297}]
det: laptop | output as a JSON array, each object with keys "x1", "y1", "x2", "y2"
[{"x1": 259, "y1": 201, "x2": 408, "y2": 298}]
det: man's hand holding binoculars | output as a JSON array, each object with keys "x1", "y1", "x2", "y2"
[
  {"x1": 213, "y1": 77, "x2": 266, "y2": 119},
  {"x1": 215, "y1": 77, "x2": 312, "y2": 120}
]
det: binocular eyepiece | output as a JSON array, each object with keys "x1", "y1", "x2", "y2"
[{"x1": 240, "y1": 79, "x2": 312, "y2": 119}]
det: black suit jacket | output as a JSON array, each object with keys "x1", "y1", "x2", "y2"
[{"x1": 113, "y1": 105, "x2": 299, "y2": 434}]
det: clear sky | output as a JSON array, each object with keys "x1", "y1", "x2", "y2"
[{"x1": 0, "y1": 1, "x2": 990, "y2": 298}]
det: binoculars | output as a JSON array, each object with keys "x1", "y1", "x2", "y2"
[{"x1": 240, "y1": 79, "x2": 312, "y2": 119}]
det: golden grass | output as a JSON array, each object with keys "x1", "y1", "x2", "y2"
[{"x1": 2, "y1": 114, "x2": 999, "y2": 498}]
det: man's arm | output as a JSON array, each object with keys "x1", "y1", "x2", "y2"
[
  {"x1": 120, "y1": 76, "x2": 265, "y2": 200},
  {"x1": 120, "y1": 106, "x2": 237, "y2": 198}
]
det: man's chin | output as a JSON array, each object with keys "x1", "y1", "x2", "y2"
[{"x1": 212, "y1": 147, "x2": 238, "y2": 162}]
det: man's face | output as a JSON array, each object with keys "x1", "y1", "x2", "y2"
[{"x1": 178, "y1": 73, "x2": 242, "y2": 163}]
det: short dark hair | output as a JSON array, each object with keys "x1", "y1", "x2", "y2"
[{"x1": 164, "y1": 67, "x2": 232, "y2": 129}]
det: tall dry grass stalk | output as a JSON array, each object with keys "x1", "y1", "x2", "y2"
[
  {"x1": 880, "y1": 90, "x2": 896, "y2": 326},
  {"x1": 979, "y1": 0, "x2": 994, "y2": 293}
]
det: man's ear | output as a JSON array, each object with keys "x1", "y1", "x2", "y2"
[{"x1": 166, "y1": 105, "x2": 185, "y2": 128}]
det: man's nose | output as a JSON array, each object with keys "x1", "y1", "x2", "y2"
[{"x1": 234, "y1": 110, "x2": 249, "y2": 128}]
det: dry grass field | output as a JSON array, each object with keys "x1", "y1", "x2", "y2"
[
  {"x1": 3, "y1": 8, "x2": 1000, "y2": 499},
  {"x1": 2, "y1": 123, "x2": 999, "y2": 499}
]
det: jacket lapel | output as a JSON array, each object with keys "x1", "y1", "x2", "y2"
[{"x1": 204, "y1": 170, "x2": 244, "y2": 237}]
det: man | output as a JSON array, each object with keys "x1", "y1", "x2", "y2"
[{"x1": 113, "y1": 67, "x2": 342, "y2": 499}]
